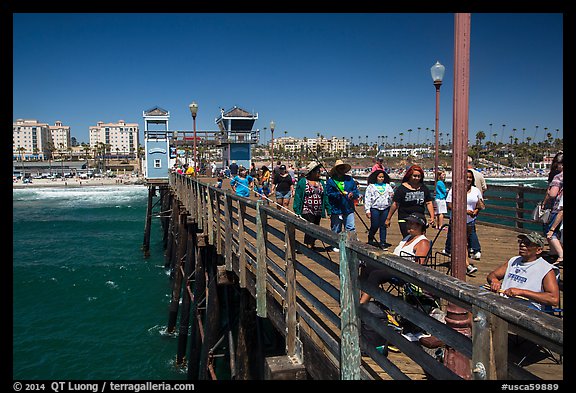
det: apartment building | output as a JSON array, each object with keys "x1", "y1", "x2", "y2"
[
  {"x1": 89, "y1": 120, "x2": 139, "y2": 157},
  {"x1": 49, "y1": 121, "x2": 71, "y2": 154},
  {"x1": 13, "y1": 119, "x2": 53, "y2": 160}
]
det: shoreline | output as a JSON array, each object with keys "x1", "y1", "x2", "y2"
[{"x1": 13, "y1": 176, "x2": 145, "y2": 189}]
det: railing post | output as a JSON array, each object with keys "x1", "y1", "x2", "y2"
[
  {"x1": 206, "y1": 187, "x2": 214, "y2": 245},
  {"x1": 256, "y1": 200, "x2": 268, "y2": 318},
  {"x1": 516, "y1": 188, "x2": 524, "y2": 230},
  {"x1": 284, "y1": 222, "x2": 297, "y2": 357},
  {"x1": 237, "y1": 199, "x2": 247, "y2": 288},
  {"x1": 471, "y1": 306, "x2": 509, "y2": 380},
  {"x1": 189, "y1": 177, "x2": 197, "y2": 223},
  {"x1": 223, "y1": 193, "x2": 233, "y2": 271},
  {"x1": 339, "y1": 231, "x2": 361, "y2": 380},
  {"x1": 215, "y1": 191, "x2": 222, "y2": 255},
  {"x1": 196, "y1": 180, "x2": 203, "y2": 231}
]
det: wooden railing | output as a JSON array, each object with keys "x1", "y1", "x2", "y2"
[{"x1": 168, "y1": 173, "x2": 562, "y2": 380}]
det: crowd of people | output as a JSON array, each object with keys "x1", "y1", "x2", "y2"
[
  {"x1": 205, "y1": 152, "x2": 563, "y2": 310},
  {"x1": 188, "y1": 152, "x2": 563, "y2": 358}
]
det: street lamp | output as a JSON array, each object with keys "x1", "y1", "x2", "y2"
[
  {"x1": 270, "y1": 120, "x2": 275, "y2": 168},
  {"x1": 431, "y1": 60, "x2": 445, "y2": 190},
  {"x1": 189, "y1": 101, "x2": 198, "y2": 176}
]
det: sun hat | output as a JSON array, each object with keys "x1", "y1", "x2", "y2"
[
  {"x1": 517, "y1": 232, "x2": 545, "y2": 247},
  {"x1": 304, "y1": 161, "x2": 321, "y2": 176},
  {"x1": 367, "y1": 169, "x2": 391, "y2": 184},
  {"x1": 404, "y1": 213, "x2": 428, "y2": 228},
  {"x1": 329, "y1": 159, "x2": 352, "y2": 177}
]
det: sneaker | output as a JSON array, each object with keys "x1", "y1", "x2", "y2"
[
  {"x1": 386, "y1": 312, "x2": 400, "y2": 328},
  {"x1": 387, "y1": 345, "x2": 400, "y2": 353},
  {"x1": 332, "y1": 247, "x2": 340, "y2": 252},
  {"x1": 376, "y1": 345, "x2": 388, "y2": 355},
  {"x1": 471, "y1": 251, "x2": 481, "y2": 260},
  {"x1": 441, "y1": 249, "x2": 451, "y2": 255},
  {"x1": 466, "y1": 264, "x2": 478, "y2": 275}
]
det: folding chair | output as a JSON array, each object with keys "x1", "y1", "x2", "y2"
[
  {"x1": 516, "y1": 287, "x2": 563, "y2": 366},
  {"x1": 423, "y1": 224, "x2": 452, "y2": 274}
]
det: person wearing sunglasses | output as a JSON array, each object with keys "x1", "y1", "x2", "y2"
[{"x1": 486, "y1": 232, "x2": 559, "y2": 311}]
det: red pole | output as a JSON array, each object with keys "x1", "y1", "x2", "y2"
[
  {"x1": 193, "y1": 115, "x2": 197, "y2": 176},
  {"x1": 434, "y1": 81, "x2": 441, "y2": 192},
  {"x1": 443, "y1": 12, "x2": 472, "y2": 380}
]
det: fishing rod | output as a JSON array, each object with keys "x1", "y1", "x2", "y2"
[{"x1": 305, "y1": 146, "x2": 372, "y2": 236}]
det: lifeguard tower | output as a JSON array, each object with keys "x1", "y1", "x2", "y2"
[
  {"x1": 215, "y1": 106, "x2": 259, "y2": 170},
  {"x1": 143, "y1": 106, "x2": 171, "y2": 182}
]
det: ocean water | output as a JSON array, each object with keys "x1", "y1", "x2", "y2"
[{"x1": 12, "y1": 185, "x2": 187, "y2": 380}]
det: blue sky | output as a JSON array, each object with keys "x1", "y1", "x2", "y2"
[{"x1": 13, "y1": 13, "x2": 563, "y2": 147}]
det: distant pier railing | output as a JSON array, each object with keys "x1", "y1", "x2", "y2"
[{"x1": 150, "y1": 173, "x2": 562, "y2": 380}]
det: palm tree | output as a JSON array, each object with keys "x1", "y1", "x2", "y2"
[
  {"x1": 521, "y1": 128, "x2": 526, "y2": 144},
  {"x1": 534, "y1": 125, "x2": 539, "y2": 142},
  {"x1": 475, "y1": 131, "x2": 486, "y2": 147},
  {"x1": 500, "y1": 124, "x2": 506, "y2": 144}
]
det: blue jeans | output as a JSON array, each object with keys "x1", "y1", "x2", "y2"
[
  {"x1": 330, "y1": 212, "x2": 356, "y2": 234},
  {"x1": 368, "y1": 207, "x2": 389, "y2": 246},
  {"x1": 444, "y1": 219, "x2": 481, "y2": 254}
]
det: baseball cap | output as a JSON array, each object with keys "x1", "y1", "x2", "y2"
[
  {"x1": 280, "y1": 164, "x2": 286, "y2": 170},
  {"x1": 517, "y1": 232, "x2": 545, "y2": 247}
]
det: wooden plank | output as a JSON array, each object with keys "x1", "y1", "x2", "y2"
[
  {"x1": 285, "y1": 222, "x2": 297, "y2": 356},
  {"x1": 206, "y1": 187, "x2": 214, "y2": 245},
  {"x1": 256, "y1": 200, "x2": 267, "y2": 317},
  {"x1": 215, "y1": 192, "x2": 222, "y2": 254},
  {"x1": 223, "y1": 193, "x2": 233, "y2": 271},
  {"x1": 238, "y1": 199, "x2": 247, "y2": 288},
  {"x1": 472, "y1": 305, "x2": 509, "y2": 380},
  {"x1": 339, "y1": 231, "x2": 361, "y2": 380}
]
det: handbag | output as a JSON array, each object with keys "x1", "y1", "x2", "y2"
[{"x1": 532, "y1": 203, "x2": 551, "y2": 223}]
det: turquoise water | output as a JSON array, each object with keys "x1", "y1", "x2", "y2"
[
  {"x1": 12, "y1": 179, "x2": 549, "y2": 380},
  {"x1": 13, "y1": 186, "x2": 187, "y2": 380}
]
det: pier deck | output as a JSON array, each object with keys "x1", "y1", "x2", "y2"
[{"x1": 160, "y1": 174, "x2": 563, "y2": 380}]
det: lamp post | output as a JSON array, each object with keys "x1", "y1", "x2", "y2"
[
  {"x1": 431, "y1": 60, "x2": 445, "y2": 190},
  {"x1": 270, "y1": 120, "x2": 275, "y2": 168},
  {"x1": 189, "y1": 101, "x2": 198, "y2": 176}
]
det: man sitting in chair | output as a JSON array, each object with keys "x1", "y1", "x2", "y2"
[{"x1": 486, "y1": 232, "x2": 560, "y2": 311}]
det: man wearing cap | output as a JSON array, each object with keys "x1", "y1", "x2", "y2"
[
  {"x1": 326, "y1": 159, "x2": 359, "y2": 252},
  {"x1": 486, "y1": 232, "x2": 559, "y2": 311}
]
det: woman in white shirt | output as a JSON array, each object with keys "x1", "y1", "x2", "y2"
[
  {"x1": 443, "y1": 169, "x2": 485, "y2": 274},
  {"x1": 360, "y1": 213, "x2": 430, "y2": 305}
]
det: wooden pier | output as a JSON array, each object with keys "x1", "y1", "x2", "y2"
[{"x1": 143, "y1": 173, "x2": 563, "y2": 381}]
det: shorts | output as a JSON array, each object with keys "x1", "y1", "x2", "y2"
[
  {"x1": 276, "y1": 190, "x2": 292, "y2": 199},
  {"x1": 434, "y1": 199, "x2": 447, "y2": 215}
]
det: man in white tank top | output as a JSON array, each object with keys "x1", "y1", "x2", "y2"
[{"x1": 486, "y1": 232, "x2": 559, "y2": 311}]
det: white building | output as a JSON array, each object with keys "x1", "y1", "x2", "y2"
[
  {"x1": 49, "y1": 120, "x2": 71, "y2": 155},
  {"x1": 89, "y1": 119, "x2": 139, "y2": 157},
  {"x1": 13, "y1": 119, "x2": 53, "y2": 160}
]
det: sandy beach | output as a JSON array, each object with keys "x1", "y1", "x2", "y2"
[{"x1": 13, "y1": 176, "x2": 145, "y2": 189}]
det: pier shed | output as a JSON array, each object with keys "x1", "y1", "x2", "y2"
[
  {"x1": 143, "y1": 107, "x2": 171, "y2": 181},
  {"x1": 215, "y1": 106, "x2": 259, "y2": 169}
]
